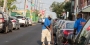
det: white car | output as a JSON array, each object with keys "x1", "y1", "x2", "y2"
[
  {"x1": 27, "y1": 17, "x2": 32, "y2": 26},
  {"x1": 15, "y1": 15, "x2": 28, "y2": 27},
  {"x1": 56, "y1": 21, "x2": 75, "y2": 45},
  {"x1": 10, "y1": 16, "x2": 20, "y2": 30}
]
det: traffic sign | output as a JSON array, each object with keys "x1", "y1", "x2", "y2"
[{"x1": 31, "y1": 4, "x2": 35, "y2": 6}]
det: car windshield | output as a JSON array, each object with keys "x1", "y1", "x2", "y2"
[{"x1": 66, "y1": 22, "x2": 74, "y2": 29}]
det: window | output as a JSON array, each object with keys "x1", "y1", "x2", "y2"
[
  {"x1": 66, "y1": 22, "x2": 74, "y2": 29},
  {"x1": 78, "y1": 19, "x2": 90, "y2": 45}
]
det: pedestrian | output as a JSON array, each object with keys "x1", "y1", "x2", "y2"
[
  {"x1": 41, "y1": 15, "x2": 52, "y2": 45},
  {"x1": 73, "y1": 13, "x2": 86, "y2": 37}
]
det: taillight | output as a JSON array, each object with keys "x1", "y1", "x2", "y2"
[
  {"x1": 12, "y1": 20, "x2": 16, "y2": 22},
  {"x1": 63, "y1": 30, "x2": 72, "y2": 36},
  {"x1": 0, "y1": 18, "x2": 4, "y2": 22},
  {"x1": 87, "y1": 26, "x2": 90, "y2": 31},
  {"x1": 63, "y1": 30, "x2": 69, "y2": 36}
]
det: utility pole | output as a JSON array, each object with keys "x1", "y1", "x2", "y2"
[
  {"x1": 37, "y1": 0, "x2": 38, "y2": 10},
  {"x1": 24, "y1": 0, "x2": 27, "y2": 17},
  {"x1": 3, "y1": 0, "x2": 7, "y2": 12},
  {"x1": 30, "y1": 0, "x2": 33, "y2": 20},
  {"x1": 39, "y1": 0, "x2": 41, "y2": 11},
  {"x1": 24, "y1": 0, "x2": 26, "y2": 17},
  {"x1": 31, "y1": 0, "x2": 33, "y2": 10}
]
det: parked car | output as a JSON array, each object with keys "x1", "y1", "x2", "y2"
[
  {"x1": 15, "y1": 15, "x2": 28, "y2": 27},
  {"x1": 10, "y1": 16, "x2": 20, "y2": 30},
  {"x1": 68, "y1": 18, "x2": 90, "y2": 45},
  {"x1": 26, "y1": 17, "x2": 29, "y2": 26},
  {"x1": 0, "y1": 12, "x2": 13, "y2": 33},
  {"x1": 56, "y1": 21, "x2": 75, "y2": 45},
  {"x1": 27, "y1": 17, "x2": 32, "y2": 26},
  {"x1": 53, "y1": 20, "x2": 65, "y2": 36},
  {"x1": 38, "y1": 18, "x2": 42, "y2": 23}
]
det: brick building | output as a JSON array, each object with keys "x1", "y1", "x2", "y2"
[{"x1": 74, "y1": 0, "x2": 90, "y2": 20}]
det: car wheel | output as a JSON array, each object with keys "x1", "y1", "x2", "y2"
[
  {"x1": 23, "y1": 24, "x2": 26, "y2": 27},
  {"x1": 58, "y1": 33, "x2": 64, "y2": 45},
  {"x1": 9, "y1": 27, "x2": 13, "y2": 32},
  {"x1": 17, "y1": 25, "x2": 20, "y2": 30},
  {"x1": 4, "y1": 26, "x2": 9, "y2": 34},
  {"x1": 84, "y1": 32, "x2": 90, "y2": 45}
]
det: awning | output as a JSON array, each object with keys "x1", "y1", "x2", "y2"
[{"x1": 82, "y1": 5, "x2": 90, "y2": 12}]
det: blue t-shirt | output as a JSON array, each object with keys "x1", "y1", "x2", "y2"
[
  {"x1": 74, "y1": 18, "x2": 86, "y2": 34},
  {"x1": 42, "y1": 18, "x2": 51, "y2": 30}
]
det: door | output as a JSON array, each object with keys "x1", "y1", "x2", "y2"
[{"x1": 76, "y1": 19, "x2": 90, "y2": 45}]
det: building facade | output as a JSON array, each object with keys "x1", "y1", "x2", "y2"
[
  {"x1": 74, "y1": 0, "x2": 90, "y2": 20},
  {"x1": 65, "y1": 0, "x2": 70, "y2": 2}
]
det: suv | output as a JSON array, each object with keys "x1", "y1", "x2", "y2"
[
  {"x1": 0, "y1": 12, "x2": 13, "y2": 33},
  {"x1": 15, "y1": 15, "x2": 28, "y2": 27}
]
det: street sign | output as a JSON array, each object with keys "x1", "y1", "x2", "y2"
[{"x1": 31, "y1": 4, "x2": 35, "y2": 6}]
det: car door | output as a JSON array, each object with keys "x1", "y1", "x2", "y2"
[
  {"x1": 16, "y1": 19, "x2": 19, "y2": 27},
  {"x1": 9, "y1": 17, "x2": 13, "y2": 30},
  {"x1": 76, "y1": 18, "x2": 90, "y2": 45}
]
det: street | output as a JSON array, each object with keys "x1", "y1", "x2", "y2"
[{"x1": 0, "y1": 23, "x2": 42, "y2": 45}]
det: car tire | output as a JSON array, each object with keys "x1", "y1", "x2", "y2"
[
  {"x1": 9, "y1": 27, "x2": 13, "y2": 32},
  {"x1": 4, "y1": 26, "x2": 9, "y2": 34},
  {"x1": 23, "y1": 24, "x2": 26, "y2": 27},
  {"x1": 17, "y1": 25, "x2": 20, "y2": 30},
  {"x1": 83, "y1": 32, "x2": 90, "y2": 45},
  {"x1": 13, "y1": 28, "x2": 16, "y2": 30}
]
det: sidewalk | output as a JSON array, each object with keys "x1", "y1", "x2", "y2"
[{"x1": 32, "y1": 21, "x2": 38, "y2": 26}]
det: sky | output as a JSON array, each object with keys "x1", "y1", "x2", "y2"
[{"x1": 16, "y1": 0, "x2": 65, "y2": 19}]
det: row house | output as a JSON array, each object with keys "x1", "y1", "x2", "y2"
[{"x1": 74, "y1": 0, "x2": 90, "y2": 20}]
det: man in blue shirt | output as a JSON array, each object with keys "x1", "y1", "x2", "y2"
[
  {"x1": 41, "y1": 15, "x2": 52, "y2": 45},
  {"x1": 73, "y1": 13, "x2": 86, "y2": 35}
]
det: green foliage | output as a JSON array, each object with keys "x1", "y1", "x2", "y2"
[
  {"x1": 34, "y1": 10, "x2": 39, "y2": 17},
  {"x1": 0, "y1": 0, "x2": 17, "y2": 11},
  {"x1": 63, "y1": 2, "x2": 71, "y2": 12},
  {"x1": 51, "y1": 2, "x2": 65, "y2": 18},
  {"x1": 0, "y1": 0, "x2": 3, "y2": 7},
  {"x1": 50, "y1": 1, "x2": 72, "y2": 20},
  {"x1": 63, "y1": 2, "x2": 72, "y2": 20},
  {"x1": 50, "y1": 1, "x2": 64, "y2": 18}
]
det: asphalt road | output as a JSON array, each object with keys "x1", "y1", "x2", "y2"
[{"x1": 0, "y1": 23, "x2": 42, "y2": 45}]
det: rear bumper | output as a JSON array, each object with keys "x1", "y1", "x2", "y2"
[
  {"x1": 0, "y1": 23, "x2": 4, "y2": 31},
  {"x1": 20, "y1": 23, "x2": 25, "y2": 25},
  {"x1": 12, "y1": 22, "x2": 16, "y2": 28},
  {"x1": 0, "y1": 23, "x2": 3, "y2": 29},
  {"x1": 19, "y1": 20, "x2": 25, "y2": 24}
]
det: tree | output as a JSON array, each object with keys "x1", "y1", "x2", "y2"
[
  {"x1": 50, "y1": 1, "x2": 64, "y2": 18},
  {"x1": 63, "y1": 1, "x2": 72, "y2": 20},
  {"x1": 50, "y1": 1, "x2": 72, "y2": 20},
  {"x1": 0, "y1": 0, "x2": 17, "y2": 11},
  {"x1": 0, "y1": 0, "x2": 3, "y2": 7}
]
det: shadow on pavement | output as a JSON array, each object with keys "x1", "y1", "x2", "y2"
[{"x1": 37, "y1": 40, "x2": 42, "y2": 45}]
